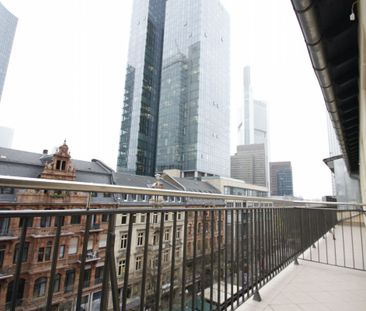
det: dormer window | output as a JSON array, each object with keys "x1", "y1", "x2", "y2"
[{"x1": 56, "y1": 160, "x2": 66, "y2": 171}]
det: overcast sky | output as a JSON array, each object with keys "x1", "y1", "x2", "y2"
[{"x1": 0, "y1": 0, "x2": 332, "y2": 199}]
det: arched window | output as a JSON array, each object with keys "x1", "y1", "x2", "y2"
[
  {"x1": 6, "y1": 279, "x2": 25, "y2": 307},
  {"x1": 33, "y1": 277, "x2": 47, "y2": 297}
]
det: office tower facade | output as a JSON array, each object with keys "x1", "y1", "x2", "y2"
[
  {"x1": 0, "y1": 126, "x2": 14, "y2": 148},
  {"x1": 156, "y1": 0, "x2": 230, "y2": 178},
  {"x1": 0, "y1": 2, "x2": 17, "y2": 102},
  {"x1": 270, "y1": 161, "x2": 294, "y2": 196},
  {"x1": 117, "y1": 0, "x2": 167, "y2": 176},
  {"x1": 231, "y1": 144, "x2": 267, "y2": 187}
]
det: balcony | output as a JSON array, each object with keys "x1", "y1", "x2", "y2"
[
  {"x1": 77, "y1": 250, "x2": 100, "y2": 264},
  {"x1": 0, "y1": 175, "x2": 365, "y2": 311}
]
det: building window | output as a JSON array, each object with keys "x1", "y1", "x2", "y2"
[
  {"x1": 153, "y1": 232, "x2": 159, "y2": 245},
  {"x1": 70, "y1": 215, "x2": 81, "y2": 224},
  {"x1": 135, "y1": 256, "x2": 142, "y2": 271},
  {"x1": 164, "y1": 229, "x2": 170, "y2": 241},
  {"x1": 152, "y1": 213, "x2": 158, "y2": 223},
  {"x1": 99, "y1": 234, "x2": 107, "y2": 248},
  {"x1": 6, "y1": 279, "x2": 25, "y2": 307},
  {"x1": 164, "y1": 213, "x2": 169, "y2": 221},
  {"x1": 0, "y1": 245, "x2": 5, "y2": 268},
  {"x1": 33, "y1": 277, "x2": 47, "y2": 297},
  {"x1": 83, "y1": 269, "x2": 91, "y2": 288},
  {"x1": 68, "y1": 238, "x2": 78, "y2": 254},
  {"x1": 163, "y1": 250, "x2": 169, "y2": 263},
  {"x1": 120, "y1": 234, "x2": 128, "y2": 249},
  {"x1": 59, "y1": 245, "x2": 65, "y2": 258},
  {"x1": 13, "y1": 242, "x2": 29, "y2": 263},
  {"x1": 101, "y1": 214, "x2": 109, "y2": 223},
  {"x1": 18, "y1": 217, "x2": 33, "y2": 228},
  {"x1": 38, "y1": 241, "x2": 52, "y2": 262},
  {"x1": 87, "y1": 238, "x2": 93, "y2": 250},
  {"x1": 177, "y1": 212, "x2": 182, "y2": 220},
  {"x1": 40, "y1": 216, "x2": 52, "y2": 227},
  {"x1": 176, "y1": 228, "x2": 181, "y2": 239},
  {"x1": 176, "y1": 248, "x2": 180, "y2": 259},
  {"x1": 118, "y1": 259, "x2": 126, "y2": 276},
  {"x1": 137, "y1": 232, "x2": 144, "y2": 246},
  {"x1": 53, "y1": 273, "x2": 61, "y2": 293},
  {"x1": 121, "y1": 213, "x2": 127, "y2": 225},
  {"x1": 140, "y1": 214, "x2": 145, "y2": 223},
  {"x1": 95, "y1": 266, "x2": 103, "y2": 285},
  {"x1": 64, "y1": 270, "x2": 75, "y2": 293},
  {"x1": 0, "y1": 187, "x2": 14, "y2": 194}
]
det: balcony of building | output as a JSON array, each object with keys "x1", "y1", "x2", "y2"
[{"x1": 0, "y1": 175, "x2": 364, "y2": 311}]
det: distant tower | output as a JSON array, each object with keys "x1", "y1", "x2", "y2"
[
  {"x1": 156, "y1": 0, "x2": 230, "y2": 178},
  {"x1": 234, "y1": 66, "x2": 269, "y2": 187},
  {"x1": 238, "y1": 66, "x2": 268, "y2": 146},
  {"x1": 0, "y1": 126, "x2": 14, "y2": 148},
  {"x1": 0, "y1": 2, "x2": 17, "y2": 102},
  {"x1": 270, "y1": 161, "x2": 293, "y2": 196},
  {"x1": 231, "y1": 144, "x2": 267, "y2": 187}
]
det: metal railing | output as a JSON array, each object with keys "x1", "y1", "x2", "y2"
[
  {"x1": 0, "y1": 175, "x2": 365, "y2": 311},
  {"x1": 300, "y1": 208, "x2": 366, "y2": 271}
]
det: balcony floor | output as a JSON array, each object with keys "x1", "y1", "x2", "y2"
[{"x1": 237, "y1": 259, "x2": 366, "y2": 311}]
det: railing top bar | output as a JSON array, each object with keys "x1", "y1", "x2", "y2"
[
  {"x1": 1, "y1": 175, "x2": 365, "y2": 207},
  {"x1": 0, "y1": 207, "x2": 364, "y2": 217}
]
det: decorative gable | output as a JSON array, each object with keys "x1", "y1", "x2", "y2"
[{"x1": 40, "y1": 140, "x2": 76, "y2": 181}]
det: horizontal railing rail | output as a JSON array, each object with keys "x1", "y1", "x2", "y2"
[
  {"x1": 0, "y1": 175, "x2": 365, "y2": 311},
  {"x1": 1, "y1": 175, "x2": 365, "y2": 207}
]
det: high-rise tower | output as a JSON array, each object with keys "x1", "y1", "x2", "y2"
[
  {"x1": 234, "y1": 66, "x2": 269, "y2": 188},
  {"x1": 117, "y1": 0, "x2": 167, "y2": 176},
  {"x1": 238, "y1": 66, "x2": 268, "y2": 146},
  {"x1": 156, "y1": 0, "x2": 230, "y2": 177},
  {"x1": 0, "y1": 2, "x2": 17, "y2": 103}
]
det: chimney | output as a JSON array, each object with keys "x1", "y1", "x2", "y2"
[{"x1": 42, "y1": 149, "x2": 48, "y2": 155}]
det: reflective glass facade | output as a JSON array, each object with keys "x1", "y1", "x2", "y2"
[
  {"x1": 156, "y1": 0, "x2": 230, "y2": 177},
  {"x1": 117, "y1": 0, "x2": 166, "y2": 176},
  {"x1": 0, "y1": 2, "x2": 17, "y2": 102},
  {"x1": 270, "y1": 162, "x2": 294, "y2": 196}
]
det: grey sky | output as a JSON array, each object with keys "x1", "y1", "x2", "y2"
[{"x1": 0, "y1": 0, "x2": 332, "y2": 199}]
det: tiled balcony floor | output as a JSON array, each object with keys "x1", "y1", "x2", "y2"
[
  {"x1": 237, "y1": 260, "x2": 366, "y2": 311},
  {"x1": 237, "y1": 223, "x2": 366, "y2": 311}
]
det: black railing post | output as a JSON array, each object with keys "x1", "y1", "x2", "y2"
[
  {"x1": 46, "y1": 215, "x2": 62, "y2": 310},
  {"x1": 180, "y1": 210, "x2": 188, "y2": 310},
  {"x1": 76, "y1": 193, "x2": 92, "y2": 311},
  {"x1": 107, "y1": 213, "x2": 119, "y2": 311},
  {"x1": 154, "y1": 211, "x2": 165, "y2": 310},
  {"x1": 122, "y1": 212, "x2": 135, "y2": 311},
  {"x1": 140, "y1": 212, "x2": 150, "y2": 311},
  {"x1": 10, "y1": 216, "x2": 29, "y2": 311}
]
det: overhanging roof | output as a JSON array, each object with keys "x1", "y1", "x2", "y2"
[{"x1": 291, "y1": 0, "x2": 359, "y2": 175}]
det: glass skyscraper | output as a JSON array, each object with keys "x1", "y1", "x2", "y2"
[
  {"x1": 117, "y1": 0, "x2": 167, "y2": 176},
  {"x1": 0, "y1": 2, "x2": 17, "y2": 103},
  {"x1": 156, "y1": 0, "x2": 230, "y2": 177}
]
